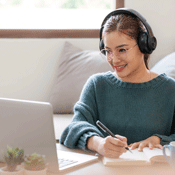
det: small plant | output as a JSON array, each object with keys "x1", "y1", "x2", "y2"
[
  {"x1": 3, "y1": 145, "x2": 24, "y2": 172},
  {"x1": 24, "y1": 153, "x2": 46, "y2": 171}
]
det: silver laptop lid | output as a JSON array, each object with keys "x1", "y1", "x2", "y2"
[{"x1": 0, "y1": 98, "x2": 59, "y2": 173}]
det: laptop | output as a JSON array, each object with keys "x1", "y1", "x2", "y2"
[{"x1": 0, "y1": 98, "x2": 98, "y2": 174}]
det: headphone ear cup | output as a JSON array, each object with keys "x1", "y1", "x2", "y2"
[
  {"x1": 148, "y1": 36, "x2": 157, "y2": 52},
  {"x1": 99, "y1": 39, "x2": 105, "y2": 52},
  {"x1": 138, "y1": 31, "x2": 151, "y2": 54},
  {"x1": 138, "y1": 31, "x2": 156, "y2": 54}
]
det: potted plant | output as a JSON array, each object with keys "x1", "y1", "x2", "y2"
[
  {"x1": 1, "y1": 145, "x2": 24, "y2": 175},
  {"x1": 24, "y1": 153, "x2": 47, "y2": 175}
]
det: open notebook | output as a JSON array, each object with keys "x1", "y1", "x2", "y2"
[{"x1": 103, "y1": 147, "x2": 170, "y2": 166}]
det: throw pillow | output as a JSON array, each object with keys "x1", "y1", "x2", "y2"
[
  {"x1": 151, "y1": 52, "x2": 175, "y2": 79},
  {"x1": 49, "y1": 41, "x2": 113, "y2": 114}
]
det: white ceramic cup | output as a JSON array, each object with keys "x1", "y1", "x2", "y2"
[{"x1": 163, "y1": 141, "x2": 175, "y2": 167}]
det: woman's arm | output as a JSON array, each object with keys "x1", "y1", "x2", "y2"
[
  {"x1": 60, "y1": 75, "x2": 104, "y2": 150},
  {"x1": 60, "y1": 74, "x2": 129, "y2": 158},
  {"x1": 130, "y1": 109, "x2": 175, "y2": 151},
  {"x1": 154, "y1": 110, "x2": 175, "y2": 145}
]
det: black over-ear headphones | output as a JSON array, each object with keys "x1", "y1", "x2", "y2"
[{"x1": 99, "y1": 8, "x2": 157, "y2": 54}]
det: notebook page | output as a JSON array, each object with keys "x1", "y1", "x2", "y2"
[
  {"x1": 143, "y1": 147, "x2": 169, "y2": 163},
  {"x1": 120, "y1": 148, "x2": 149, "y2": 161},
  {"x1": 103, "y1": 149, "x2": 151, "y2": 166}
]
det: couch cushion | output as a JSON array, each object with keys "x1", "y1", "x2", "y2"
[
  {"x1": 49, "y1": 41, "x2": 113, "y2": 114},
  {"x1": 53, "y1": 114, "x2": 73, "y2": 140},
  {"x1": 151, "y1": 52, "x2": 175, "y2": 79}
]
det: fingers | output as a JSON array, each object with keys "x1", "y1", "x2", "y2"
[
  {"x1": 156, "y1": 144, "x2": 163, "y2": 150},
  {"x1": 131, "y1": 142, "x2": 150, "y2": 151},
  {"x1": 131, "y1": 141, "x2": 163, "y2": 151},
  {"x1": 148, "y1": 142, "x2": 154, "y2": 150},
  {"x1": 107, "y1": 137, "x2": 127, "y2": 152},
  {"x1": 106, "y1": 136, "x2": 128, "y2": 154},
  {"x1": 130, "y1": 142, "x2": 140, "y2": 150},
  {"x1": 99, "y1": 136, "x2": 126, "y2": 158},
  {"x1": 109, "y1": 136, "x2": 127, "y2": 147},
  {"x1": 149, "y1": 143, "x2": 163, "y2": 150},
  {"x1": 138, "y1": 142, "x2": 148, "y2": 151},
  {"x1": 115, "y1": 135, "x2": 127, "y2": 143}
]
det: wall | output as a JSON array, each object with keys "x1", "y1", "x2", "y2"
[
  {"x1": 0, "y1": 39, "x2": 99, "y2": 101},
  {"x1": 125, "y1": 0, "x2": 175, "y2": 67}
]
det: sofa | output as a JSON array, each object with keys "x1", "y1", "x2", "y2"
[{"x1": 0, "y1": 38, "x2": 174, "y2": 141}]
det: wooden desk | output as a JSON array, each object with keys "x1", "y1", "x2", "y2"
[
  {"x1": 55, "y1": 144, "x2": 175, "y2": 175},
  {"x1": 0, "y1": 144, "x2": 174, "y2": 175}
]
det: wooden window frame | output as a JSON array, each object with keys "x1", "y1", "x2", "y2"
[{"x1": 0, "y1": 0, "x2": 124, "y2": 38}]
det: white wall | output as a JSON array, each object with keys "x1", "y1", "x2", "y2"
[
  {"x1": 0, "y1": 39, "x2": 99, "y2": 101},
  {"x1": 0, "y1": 0, "x2": 174, "y2": 102},
  {"x1": 125, "y1": 0, "x2": 175, "y2": 67}
]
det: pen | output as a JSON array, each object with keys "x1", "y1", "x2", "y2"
[{"x1": 96, "y1": 120, "x2": 132, "y2": 153}]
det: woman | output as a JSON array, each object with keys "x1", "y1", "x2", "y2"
[{"x1": 60, "y1": 10, "x2": 175, "y2": 158}]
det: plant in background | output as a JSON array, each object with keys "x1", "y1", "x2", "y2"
[
  {"x1": 3, "y1": 145, "x2": 24, "y2": 172},
  {"x1": 24, "y1": 153, "x2": 46, "y2": 171}
]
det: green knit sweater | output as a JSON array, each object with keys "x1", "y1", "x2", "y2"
[{"x1": 60, "y1": 72, "x2": 175, "y2": 150}]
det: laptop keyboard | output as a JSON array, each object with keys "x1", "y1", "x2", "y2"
[{"x1": 58, "y1": 158, "x2": 78, "y2": 168}]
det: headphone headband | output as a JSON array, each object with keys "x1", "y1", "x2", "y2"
[
  {"x1": 101, "y1": 8, "x2": 154, "y2": 38},
  {"x1": 99, "y1": 8, "x2": 157, "y2": 54}
]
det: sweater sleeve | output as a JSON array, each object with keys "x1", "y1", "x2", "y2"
[
  {"x1": 60, "y1": 75, "x2": 104, "y2": 150},
  {"x1": 154, "y1": 108, "x2": 175, "y2": 145}
]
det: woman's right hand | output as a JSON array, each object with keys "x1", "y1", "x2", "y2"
[{"x1": 87, "y1": 135, "x2": 128, "y2": 158}]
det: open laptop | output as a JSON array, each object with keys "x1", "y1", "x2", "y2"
[{"x1": 0, "y1": 98, "x2": 98, "y2": 174}]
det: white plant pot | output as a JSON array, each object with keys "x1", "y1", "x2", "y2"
[
  {"x1": 0, "y1": 166, "x2": 24, "y2": 175},
  {"x1": 24, "y1": 168, "x2": 47, "y2": 175}
]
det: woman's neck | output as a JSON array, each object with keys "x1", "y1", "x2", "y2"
[{"x1": 114, "y1": 67, "x2": 152, "y2": 83}]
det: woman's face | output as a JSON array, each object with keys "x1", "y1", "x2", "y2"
[{"x1": 102, "y1": 30, "x2": 146, "y2": 82}]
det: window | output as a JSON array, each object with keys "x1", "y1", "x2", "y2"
[
  {"x1": 0, "y1": 0, "x2": 124, "y2": 38},
  {"x1": 0, "y1": 0, "x2": 115, "y2": 29}
]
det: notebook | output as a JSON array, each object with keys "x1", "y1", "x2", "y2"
[
  {"x1": 103, "y1": 147, "x2": 170, "y2": 166},
  {"x1": 0, "y1": 98, "x2": 98, "y2": 174}
]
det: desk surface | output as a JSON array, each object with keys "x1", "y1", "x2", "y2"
[
  {"x1": 55, "y1": 144, "x2": 174, "y2": 175},
  {"x1": 0, "y1": 144, "x2": 174, "y2": 175}
]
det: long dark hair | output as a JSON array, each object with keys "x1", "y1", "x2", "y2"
[{"x1": 103, "y1": 14, "x2": 150, "y2": 69}]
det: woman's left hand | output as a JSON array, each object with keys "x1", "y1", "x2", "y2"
[{"x1": 129, "y1": 136, "x2": 163, "y2": 151}]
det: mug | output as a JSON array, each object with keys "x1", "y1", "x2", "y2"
[{"x1": 163, "y1": 141, "x2": 175, "y2": 167}]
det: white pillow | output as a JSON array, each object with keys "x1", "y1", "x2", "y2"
[
  {"x1": 49, "y1": 42, "x2": 113, "y2": 114},
  {"x1": 151, "y1": 52, "x2": 175, "y2": 79}
]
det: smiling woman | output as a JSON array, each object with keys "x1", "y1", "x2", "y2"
[
  {"x1": 0, "y1": 0, "x2": 124, "y2": 38},
  {"x1": 59, "y1": 8, "x2": 175, "y2": 160}
]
